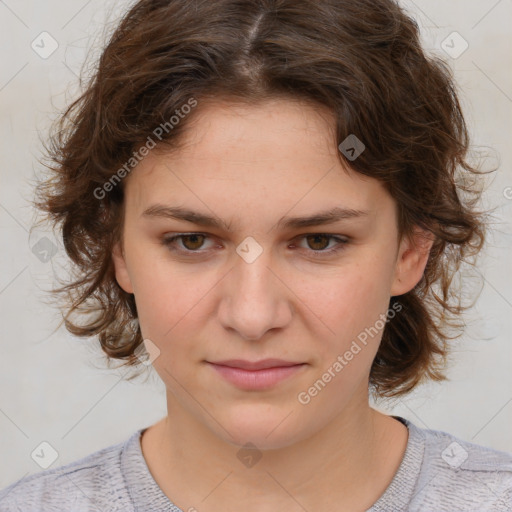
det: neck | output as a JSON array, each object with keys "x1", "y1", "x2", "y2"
[{"x1": 141, "y1": 393, "x2": 408, "y2": 511}]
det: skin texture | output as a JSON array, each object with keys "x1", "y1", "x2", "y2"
[{"x1": 112, "y1": 98, "x2": 434, "y2": 511}]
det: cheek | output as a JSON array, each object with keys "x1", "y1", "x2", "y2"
[
  {"x1": 131, "y1": 272, "x2": 208, "y2": 380},
  {"x1": 126, "y1": 246, "x2": 225, "y2": 371},
  {"x1": 132, "y1": 268, "x2": 204, "y2": 340},
  {"x1": 293, "y1": 262, "x2": 393, "y2": 413},
  {"x1": 303, "y1": 259, "x2": 393, "y2": 342},
  {"x1": 291, "y1": 264, "x2": 393, "y2": 389}
]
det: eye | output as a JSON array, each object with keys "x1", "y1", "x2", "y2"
[
  {"x1": 162, "y1": 233, "x2": 348, "y2": 258},
  {"x1": 162, "y1": 233, "x2": 214, "y2": 252},
  {"x1": 291, "y1": 234, "x2": 349, "y2": 257}
]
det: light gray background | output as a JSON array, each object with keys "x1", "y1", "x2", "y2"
[{"x1": 1, "y1": 0, "x2": 511, "y2": 488}]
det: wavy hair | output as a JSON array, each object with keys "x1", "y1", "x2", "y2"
[{"x1": 35, "y1": 0, "x2": 492, "y2": 398}]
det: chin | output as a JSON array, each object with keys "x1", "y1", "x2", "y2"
[{"x1": 212, "y1": 404, "x2": 308, "y2": 451}]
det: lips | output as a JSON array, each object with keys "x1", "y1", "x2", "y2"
[
  {"x1": 208, "y1": 358, "x2": 304, "y2": 371},
  {"x1": 206, "y1": 359, "x2": 307, "y2": 390}
]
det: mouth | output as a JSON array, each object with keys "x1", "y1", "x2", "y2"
[
  {"x1": 205, "y1": 360, "x2": 307, "y2": 390},
  {"x1": 207, "y1": 358, "x2": 305, "y2": 371}
]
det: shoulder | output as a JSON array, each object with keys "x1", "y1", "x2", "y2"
[
  {"x1": 406, "y1": 419, "x2": 512, "y2": 511},
  {"x1": 0, "y1": 431, "x2": 142, "y2": 512}
]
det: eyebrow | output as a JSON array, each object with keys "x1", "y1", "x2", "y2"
[{"x1": 141, "y1": 204, "x2": 369, "y2": 231}]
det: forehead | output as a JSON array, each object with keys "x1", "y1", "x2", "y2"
[
  {"x1": 148, "y1": 97, "x2": 339, "y2": 172},
  {"x1": 124, "y1": 98, "x2": 394, "y2": 227}
]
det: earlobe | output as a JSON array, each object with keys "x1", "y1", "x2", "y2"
[
  {"x1": 112, "y1": 241, "x2": 134, "y2": 294},
  {"x1": 390, "y1": 228, "x2": 434, "y2": 296}
]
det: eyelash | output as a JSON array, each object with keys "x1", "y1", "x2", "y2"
[{"x1": 161, "y1": 233, "x2": 349, "y2": 258}]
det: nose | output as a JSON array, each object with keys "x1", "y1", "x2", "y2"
[{"x1": 217, "y1": 247, "x2": 293, "y2": 341}]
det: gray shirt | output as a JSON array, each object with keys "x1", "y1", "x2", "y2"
[{"x1": 1, "y1": 416, "x2": 511, "y2": 511}]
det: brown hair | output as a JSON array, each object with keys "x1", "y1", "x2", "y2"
[{"x1": 35, "y1": 0, "x2": 492, "y2": 398}]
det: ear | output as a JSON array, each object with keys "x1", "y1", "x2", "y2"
[
  {"x1": 112, "y1": 240, "x2": 134, "y2": 294},
  {"x1": 390, "y1": 227, "x2": 434, "y2": 296}
]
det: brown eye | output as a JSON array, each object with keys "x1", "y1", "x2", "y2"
[
  {"x1": 292, "y1": 234, "x2": 349, "y2": 257},
  {"x1": 305, "y1": 234, "x2": 331, "y2": 251},
  {"x1": 162, "y1": 233, "x2": 212, "y2": 253},
  {"x1": 179, "y1": 234, "x2": 206, "y2": 250}
]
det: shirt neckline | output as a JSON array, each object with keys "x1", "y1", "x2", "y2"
[
  {"x1": 365, "y1": 415, "x2": 426, "y2": 511},
  {"x1": 121, "y1": 415, "x2": 425, "y2": 512}
]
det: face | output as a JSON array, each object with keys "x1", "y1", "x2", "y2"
[{"x1": 112, "y1": 97, "x2": 431, "y2": 450}]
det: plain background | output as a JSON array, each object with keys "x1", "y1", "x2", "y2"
[{"x1": 0, "y1": 0, "x2": 511, "y2": 488}]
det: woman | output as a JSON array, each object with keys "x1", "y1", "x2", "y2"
[{"x1": 1, "y1": 0, "x2": 511, "y2": 510}]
